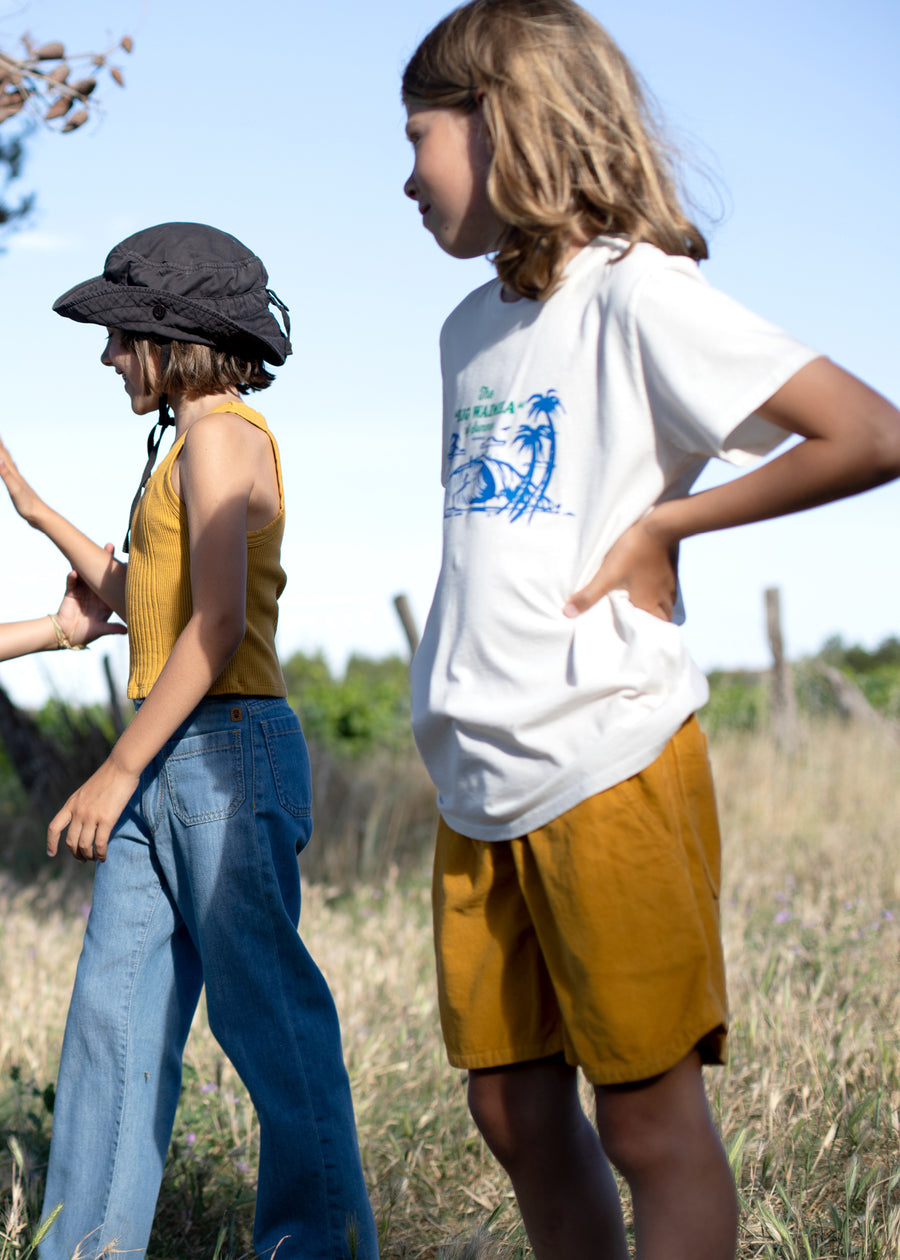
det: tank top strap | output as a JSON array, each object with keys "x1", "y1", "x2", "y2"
[{"x1": 206, "y1": 399, "x2": 284, "y2": 511}]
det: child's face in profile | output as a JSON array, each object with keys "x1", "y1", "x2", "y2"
[
  {"x1": 404, "y1": 104, "x2": 501, "y2": 259},
  {"x1": 101, "y1": 327, "x2": 160, "y2": 416}
]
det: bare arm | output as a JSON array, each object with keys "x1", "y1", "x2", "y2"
[
  {"x1": 0, "y1": 560, "x2": 126, "y2": 662},
  {"x1": 565, "y1": 358, "x2": 900, "y2": 619},
  {"x1": 0, "y1": 616, "x2": 61, "y2": 661},
  {"x1": 47, "y1": 412, "x2": 264, "y2": 862},
  {"x1": 0, "y1": 435, "x2": 128, "y2": 617}
]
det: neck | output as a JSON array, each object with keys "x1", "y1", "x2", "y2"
[{"x1": 169, "y1": 389, "x2": 243, "y2": 438}]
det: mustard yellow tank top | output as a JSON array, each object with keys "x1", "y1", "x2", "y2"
[{"x1": 125, "y1": 400, "x2": 287, "y2": 699}]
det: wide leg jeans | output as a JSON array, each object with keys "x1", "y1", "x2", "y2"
[{"x1": 40, "y1": 697, "x2": 378, "y2": 1260}]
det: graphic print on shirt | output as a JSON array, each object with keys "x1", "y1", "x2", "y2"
[{"x1": 446, "y1": 387, "x2": 571, "y2": 522}]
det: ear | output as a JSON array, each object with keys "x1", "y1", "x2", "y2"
[
  {"x1": 155, "y1": 342, "x2": 171, "y2": 391},
  {"x1": 472, "y1": 91, "x2": 494, "y2": 153}
]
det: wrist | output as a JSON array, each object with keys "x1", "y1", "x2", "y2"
[
  {"x1": 48, "y1": 613, "x2": 86, "y2": 651},
  {"x1": 642, "y1": 501, "x2": 683, "y2": 547},
  {"x1": 108, "y1": 740, "x2": 144, "y2": 781}
]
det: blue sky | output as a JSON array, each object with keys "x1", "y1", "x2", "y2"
[{"x1": 0, "y1": 0, "x2": 898, "y2": 707}]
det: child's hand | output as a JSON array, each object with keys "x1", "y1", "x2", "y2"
[
  {"x1": 0, "y1": 435, "x2": 44, "y2": 525},
  {"x1": 47, "y1": 753, "x2": 139, "y2": 863},
  {"x1": 564, "y1": 513, "x2": 678, "y2": 621},
  {"x1": 55, "y1": 545, "x2": 127, "y2": 647}
]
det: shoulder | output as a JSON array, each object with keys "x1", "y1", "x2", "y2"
[
  {"x1": 184, "y1": 405, "x2": 269, "y2": 455},
  {"x1": 578, "y1": 238, "x2": 703, "y2": 315},
  {"x1": 440, "y1": 275, "x2": 503, "y2": 343},
  {"x1": 180, "y1": 406, "x2": 272, "y2": 491}
]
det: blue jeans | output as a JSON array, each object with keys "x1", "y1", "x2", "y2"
[{"x1": 40, "y1": 697, "x2": 378, "y2": 1260}]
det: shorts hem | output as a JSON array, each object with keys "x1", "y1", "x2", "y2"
[
  {"x1": 578, "y1": 1021, "x2": 728, "y2": 1087},
  {"x1": 446, "y1": 1039, "x2": 565, "y2": 1072},
  {"x1": 446, "y1": 1021, "x2": 727, "y2": 1085}
]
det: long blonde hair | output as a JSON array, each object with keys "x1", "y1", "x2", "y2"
[{"x1": 403, "y1": 0, "x2": 708, "y2": 300}]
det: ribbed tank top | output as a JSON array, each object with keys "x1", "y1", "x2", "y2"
[{"x1": 125, "y1": 400, "x2": 288, "y2": 700}]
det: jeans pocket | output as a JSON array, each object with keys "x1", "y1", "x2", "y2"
[
  {"x1": 164, "y1": 730, "x2": 246, "y2": 826},
  {"x1": 261, "y1": 716, "x2": 313, "y2": 821}
]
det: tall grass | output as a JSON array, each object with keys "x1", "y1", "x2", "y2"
[
  {"x1": 1, "y1": 717, "x2": 898, "y2": 1258},
  {"x1": 709, "y1": 720, "x2": 900, "y2": 1260}
]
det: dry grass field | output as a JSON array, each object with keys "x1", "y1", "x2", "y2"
[{"x1": 1, "y1": 717, "x2": 898, "y2": 1258}]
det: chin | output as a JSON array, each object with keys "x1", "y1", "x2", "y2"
[{"x1": 439, "y1": 237, "x2": 494, "y2": 261}]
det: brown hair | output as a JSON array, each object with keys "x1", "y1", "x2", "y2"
[
  {"x1": 122, "y1": 333, "x2": 275, "y2": 398},
  {"x1": 403, "y1": 0, "x2": 708, "y2": 300}
]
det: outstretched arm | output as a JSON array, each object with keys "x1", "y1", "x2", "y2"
[
  {"x1": 0, "y1": 435, "x2": 127, "y2": 618},
  {"x1": 0, "y1": 558, "x2": 126, "y2": 663},
  {"x1": 0, "y1": 615, "x2": 64, "y2": 661},
  {"x1": 565, "y1": 358, "x2": 900, "y2": 619},
  {"x1": 46, "y1": 411, "x2": 268, "y2": 862}
]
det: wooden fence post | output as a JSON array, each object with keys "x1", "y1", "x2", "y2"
[
  {"x1": 393, "y1": 593, "x2": 420, "y2": 659},
  {"x1": 764, "y1": 586, "x2": 798, "y2": 752},
  {"x1": 103, "y1": 653, "x2": 126, "y2": 736}
]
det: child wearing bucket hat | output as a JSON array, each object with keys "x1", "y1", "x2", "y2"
[{"x1": 0, "y1": 223, "x2": 378, "y2": 1260}]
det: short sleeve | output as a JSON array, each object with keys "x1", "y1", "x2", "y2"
[{"x1": 633, "y1": 260, "x2": 821, "y2": 467}]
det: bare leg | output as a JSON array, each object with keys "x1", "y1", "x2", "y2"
[
  {"x1": 468, "y1": 1055, "x2": 628, "y2": 1260},
  {"x1": 595, "y1": 1050, "x2": 737, "y2": 1260}
]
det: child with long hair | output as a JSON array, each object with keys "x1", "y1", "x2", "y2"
[
  {"x1": 401, "y1": 2, "x2": 900, "y2": 1256},
  {"x1": 0, "y1": 223, "x2": 378, "y2": 1260}
]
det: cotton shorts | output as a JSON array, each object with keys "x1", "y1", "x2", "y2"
[{"x1": 432, "y1": 716, "x2": 728, "y2": 1086}]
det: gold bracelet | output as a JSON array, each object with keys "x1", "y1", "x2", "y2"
[{"x1": 47, "y1": 613, "x2": 87, "y2": 651}]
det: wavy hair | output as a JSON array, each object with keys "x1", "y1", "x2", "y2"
[{"x1": 403, "y1": 0, "x2": 708, "y2": 300}]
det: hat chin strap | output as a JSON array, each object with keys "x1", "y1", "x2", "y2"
[{"x1": 122, "y1": 345, "x2": 175, "y2": 554}]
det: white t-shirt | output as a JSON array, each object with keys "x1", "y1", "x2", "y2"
[{"x1": 410, "y1": 237, "x2": 819, "y2": 841}]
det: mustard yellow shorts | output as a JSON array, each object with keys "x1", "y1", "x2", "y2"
[{"x1": 433, "y1": 716, "x2": 728, "y2": 1086}]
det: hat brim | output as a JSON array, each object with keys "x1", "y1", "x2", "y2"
[{"x1": 53, "y1": 276, "x2": 291, "y2": 366}]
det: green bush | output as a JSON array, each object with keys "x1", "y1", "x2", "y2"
[
  {"x1": 282, "y1": 650, "x2": 414, "y2": 759},
  {"x1": 33, "y1": 697, "x2": 118, "y2": 753},
  {"x1": 814, "y1": 635, "x2": 900, "y2": 719},
  {"x1": 701, "y1": 671, "x2": 768, "y2": 736},
  {"x1": 819, "y1": 633, "x2": 900, "y2": 672}
]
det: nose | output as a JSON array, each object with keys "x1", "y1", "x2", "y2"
[{"x1": 404, "y1": 169, "x2": 418, "y2": 201}]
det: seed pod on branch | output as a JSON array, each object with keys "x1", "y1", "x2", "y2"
[
  {"x1": 0, "y1": 28, "x2": 136, "y2": 144},
  {"x1": 0, "y1": 92, "x2": 25, "y2": 123},
  {"x1": 34, "y1": 42, "x2": 66, "y2": 61},
  {"x1": 61, "y1": 107, "x2": 88, "y2": 133},
  {"x1": 45, "y1": 96, "x2": 73, "y2": 121}
]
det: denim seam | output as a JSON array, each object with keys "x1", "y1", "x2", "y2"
[
  {"x1": 95, "y1": 875, "x2": 168, "y2": 1246},
  {"x1": 257, "y1": 838, "x2": 346, "y2": 1254},
  {"x1": 247, "y1": 718, "x2": 344, "y2": 1254}
]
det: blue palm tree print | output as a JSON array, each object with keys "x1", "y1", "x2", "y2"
[
  {"x1": 508, "y1": 389, "x2": 565, "y2": 521},
  {"x1": 445, "y1": 387, "x2": 567, "y2": 521}
]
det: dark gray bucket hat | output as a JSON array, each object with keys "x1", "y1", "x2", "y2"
[{"x1": 52, "y1": 221, "x2": 291, "y2": 364}]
